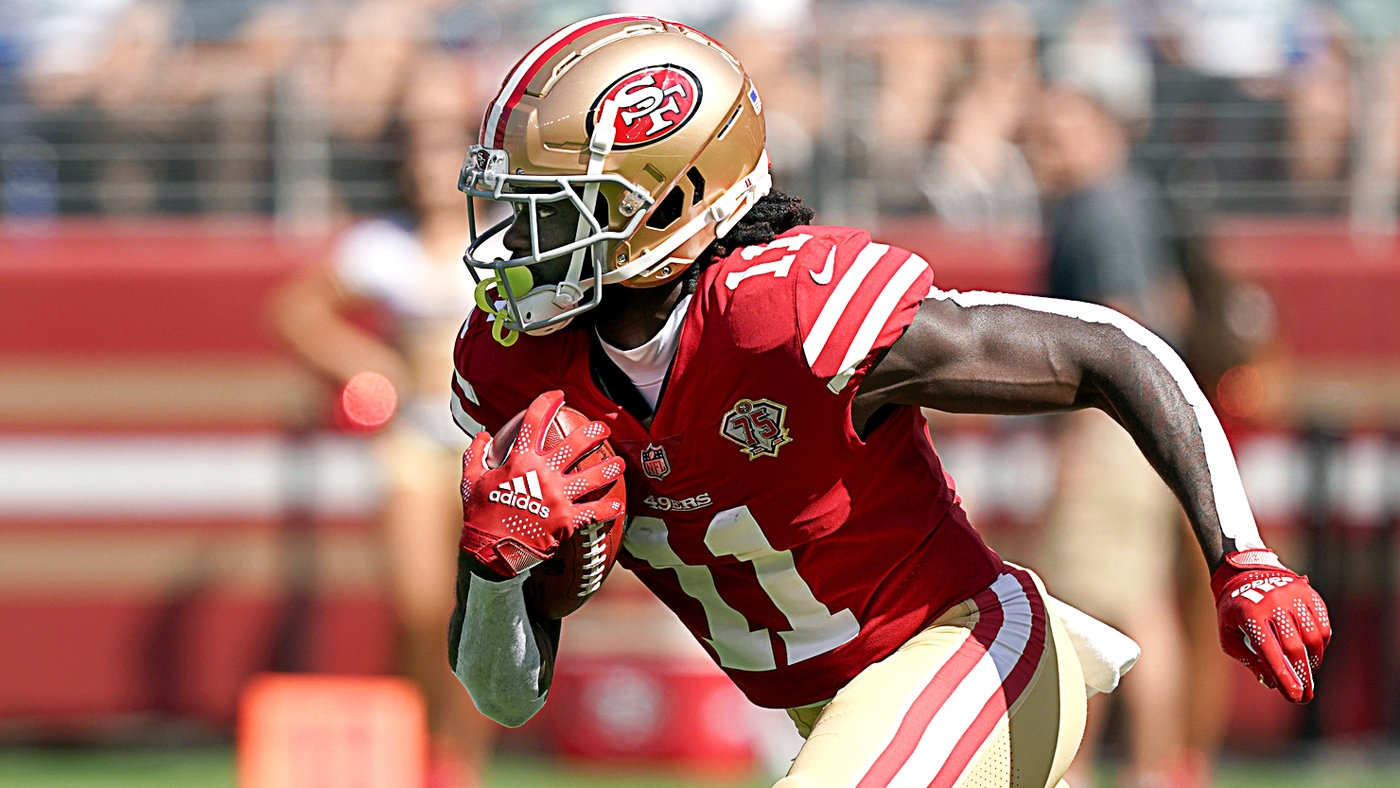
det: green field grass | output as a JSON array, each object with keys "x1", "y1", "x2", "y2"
[
  {"x1": 0, "y1": 746, "x2": 235, "y2": 788},
  {"x1": 1, "y1": 747, "x2": 1399, "y2": 788}
]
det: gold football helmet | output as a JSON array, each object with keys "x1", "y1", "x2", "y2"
[{"x1": 459, "y1": 15, "x2": 770, "y2": 343}]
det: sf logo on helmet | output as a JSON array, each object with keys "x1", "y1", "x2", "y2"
[{"x1": 590, "y1": 65, "x2": 702, "y2": 149}]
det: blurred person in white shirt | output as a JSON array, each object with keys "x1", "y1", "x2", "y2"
[
  {"x1": 1154, "y1": 0, "x2": 1343, "y2": 212},
  {"x1": 1162, "y1": 0, "x2": 1314, "y2": 83},
  {"x1": 19, "y1": 0, "x2": 152, "y2": 108}
]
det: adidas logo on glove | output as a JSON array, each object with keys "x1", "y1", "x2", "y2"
[
  {"x1": 488, "y1": 470, "x2": 551, "y2": 517},
  {"x1": 1230, "y1": 574, "x2": 1294, "y2": 603}
]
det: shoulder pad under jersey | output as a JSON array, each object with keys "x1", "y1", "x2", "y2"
[{"x1": 711, "y1": 226, "x2": 933, "y2": 394}]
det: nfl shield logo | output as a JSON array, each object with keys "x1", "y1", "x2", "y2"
[{"x1": 640, "y1": 444, "x2": 671, "y2": 480}]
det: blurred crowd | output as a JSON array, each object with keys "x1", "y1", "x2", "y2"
[{"x1": 1, "y1": 0, "x2": 1398, "y2": 224}]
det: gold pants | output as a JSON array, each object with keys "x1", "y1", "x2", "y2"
[{"x1": 778, "y1": 567, "x2": 1085, "y2": 788}]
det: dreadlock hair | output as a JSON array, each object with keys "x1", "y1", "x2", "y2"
[{"x1": 685, "y1": 188, "x2": 815, "y2": 294}]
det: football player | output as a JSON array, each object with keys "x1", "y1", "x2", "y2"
[{"x1": 446, "y1": 16, "x2": 1330, "y2": 788}]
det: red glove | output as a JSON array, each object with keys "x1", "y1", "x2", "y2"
[
  {"x1": 1212, "y1": 548, "x2": 1331, "y2": 703},
  {"x1": 459, "y1": 391, "x2": 625, "y2": 578}
]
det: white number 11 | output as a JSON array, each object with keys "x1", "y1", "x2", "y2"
[{"x1": 624, "y1": 506, "x2": 860, "y2": 671}]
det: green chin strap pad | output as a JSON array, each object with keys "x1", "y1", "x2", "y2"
[
  {"x1": 473, "y1": 266, "x2": 535, "y2": 347},
  {"x1": 474, "y1": 266, "x2": 536, "y2": 312},
  {"x1": 501, "y1": 266, "x2": 535, "y2": 301}
]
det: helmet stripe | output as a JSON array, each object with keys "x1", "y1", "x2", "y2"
[{"x1": 484, "y1": 14, "x2": 657, "y2": 149}]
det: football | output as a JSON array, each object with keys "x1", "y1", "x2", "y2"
[{"x1": 487, "y1": 403, "x2": 627, "y2": 619}]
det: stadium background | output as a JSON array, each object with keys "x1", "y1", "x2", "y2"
[{"x1": 3, "y1": 0, "x2": 1400, "y2": 786}]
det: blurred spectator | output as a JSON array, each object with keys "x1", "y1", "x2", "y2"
[
  {"x1": 811, "y1": 1, "x2": 956, "y2": 218},
  {"x1": 720, "y1": 0, "x2": 819, "y2": 195},
  {"x1": 18, "y1": 0, "x2": 155, "y2": 109},
  {"x1": 920, "y1": 1, "x2": 1039, "y2": 232},
  {"x1": 401, "y1": 49, "x2": 477, "y2": 149},
  {"x1": 1026, "y1": 7, "x2": 1206, "y2": 787},
  {"x1": 326, "y1": 0, "x2": 537, "y2": 143},
  {"x1": 15, "y1": 0, "x2": 309, "y2": 215},
  {"x1": 326, "y1": 0, "x2": 509, "y2": 215},
  {"x1": 328, "y1": 0, "x2": 437, "y2": 143},
  {"x1": 1030, "y1": 5, "x2": 1170, "y2": 329},
  {"x1": 270, "y1": 133, "x2": 491, "y2": 788},
  {"x1": 167, "y1": 0, "x2": 305, "y2": 214},
  {"x1": 1338, "y1": 0, "x2": 1400, "y2": 229},
  {"x1": 18, "y1": 0, "x2": 179, "y2": 214},
  {"x1": 1284, "y1": 13, "x2": 1349, "y2": 207},
  {"x1": 1150, "y1": 0, "x2": 1338, "y2": 213},
  {"x1": 1, "y1": 2, "x2": 60, "y2": 219},
  {"x1": 1161, "y1": 0, "x2": 1318, "y2": 83},
  {"x1": 846, "y1": 0, "x2": 955, "y2": 153}
]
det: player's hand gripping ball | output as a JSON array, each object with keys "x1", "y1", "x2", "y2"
[
  {"x1": 1212, "y1": 549, "x2": 1331, "y2": 703},
  {"x1": 459, "y1": 390, "x2": 627, "y2": 618}
]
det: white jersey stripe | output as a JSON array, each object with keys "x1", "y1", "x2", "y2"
[
  {"x1": 886, "y1": 574, "x2": 1032, "y2": 788},
  {"x1": 802, "y1": 243, "x2": 889, "y2": 367},
  {"x1": 931, "y1": 288, "x2": 1265, "y2": 549},
  {"x1": 455, "y1": 369, "x2": 480, "y2": 405},
  {"x1": 451, "y1": 391, "x2": 484, "y2": 436},
  {"x1": 827, "y1": 255, "x2": 930, "y2": 393},
  {"x1": 483, "y1": 14, "x2": 640, "y2": 146},
  {"x1": 986, "y1": 574, "x2": 1035, "y2": 678}
]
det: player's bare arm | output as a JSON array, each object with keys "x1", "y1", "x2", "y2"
[
  {"x1": 857, "y1": 291, "x2": 1330, "y2": 702},
  {"x1": 855, "y1": 293, "x2": 1234, "y2": 568}
]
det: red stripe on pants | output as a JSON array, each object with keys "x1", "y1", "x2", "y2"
[
  {"x1": 855, "y1": 585, "x2": 1007, "y2": 788},
  {"x1": 927, "y1": 569, "x2": 1048, "y2": 788}
]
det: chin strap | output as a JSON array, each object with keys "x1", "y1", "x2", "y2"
[{"x1": 557, "y1": 101, "x2": 618, "y2": 310}]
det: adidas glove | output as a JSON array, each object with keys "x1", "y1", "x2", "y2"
[
  {"x1": 1212, "y1": 549, "x2": 1331, "y2": 703},
  {"x1": 459, "y1": 391, "x2": 624, "y2": 579}
]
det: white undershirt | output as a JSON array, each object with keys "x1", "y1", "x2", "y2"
[{"x1": 597, "y1": 295, "x2": 692, "y2": 411}]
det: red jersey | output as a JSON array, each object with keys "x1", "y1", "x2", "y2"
[{"x1": 453, "y1": 225, "x2": 1003, "y2": 708}]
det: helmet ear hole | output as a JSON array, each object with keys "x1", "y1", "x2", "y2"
[
  {"x1": 686, "y1": 168, "x2": 705, "y2": 205},
  {"x1": 645, "y1": 187, "x2": 685, "y2": 230},
  {"x1": 591, "y1": 190, "x2": 610, "y2": 227}
]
